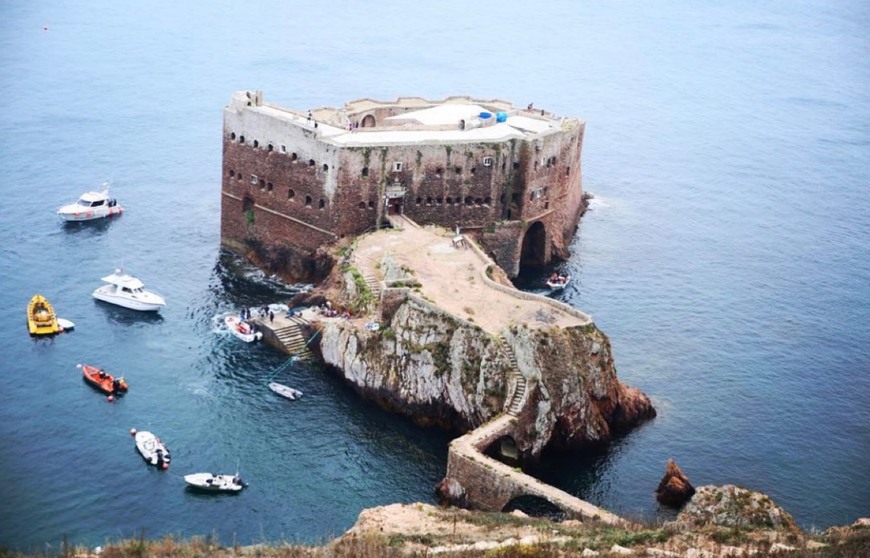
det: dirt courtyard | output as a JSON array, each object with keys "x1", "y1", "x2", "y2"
[{"x1": 353, "y1": 220, "x2": 590, "y2": 333}]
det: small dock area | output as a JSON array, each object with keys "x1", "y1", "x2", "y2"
[{"x1": 250, "y1": 308, "x2": 318, "y2": 358}]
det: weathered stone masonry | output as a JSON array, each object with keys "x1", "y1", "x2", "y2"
[{"x1": 221, "y1": 91, "x2": 587, "y2": 280}]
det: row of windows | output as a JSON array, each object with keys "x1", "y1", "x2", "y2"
[
  {"x1": 230, "y1": 168, "x2": 551, "y2": 210},
  {"x1": 286, "y1": 188, "x2": 327, "y2": 209},
  {"x1": 230, "y1": 131, "x2": 569, "y2": 179},
  {"x1": 229, "y1": 133, "x2": 331, "y2": 171},
  {"x1": 362, "y1": 161, "x2": 515, "y2": 179},
  {"x1": 415, "y1": 196, "x2": 493, "y2": 207},
  {"x1": 227, "y1": 169, "x2": 328, "y2": 209}
]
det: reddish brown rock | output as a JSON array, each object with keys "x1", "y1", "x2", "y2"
[
  {"x1": 435, "y1": 477, "x2": 467, "y2": 508},
  {"x1": 656, "y1": 459, "x2": 695, "y2": 507}
]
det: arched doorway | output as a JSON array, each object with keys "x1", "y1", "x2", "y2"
[
  {"x1": 387, "y1": 196, "x2": 403, "y2": 216},
  {"x1": 520, "y1": 221, "x2": 547, "y2": 269},
  {"x1": 361, "y1": 114, "x2": 376, "y2": 128}
]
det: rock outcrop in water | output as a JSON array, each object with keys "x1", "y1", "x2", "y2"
[{"x1": 656, "y1": 458, "x2": 696, "y2": 507}]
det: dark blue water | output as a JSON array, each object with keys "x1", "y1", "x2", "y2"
[{"x1": 2, "y1": 0, "x2": 868, "y2": 551}]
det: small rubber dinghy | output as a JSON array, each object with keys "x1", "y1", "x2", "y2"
[
  {"x1": 184, "y1": 472, "x2": 247, "y2": 493},
  {"x1": 133, "y1": 430, "x2": 170, "y2": 469},
  {"x1": 269, "y1": 382, "x2": 303, "y2": 401},
  {"x1": 79, "y1": 364, "x2": 128, "y2": 394}
]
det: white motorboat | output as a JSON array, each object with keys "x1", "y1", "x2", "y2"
[
  {"x1": 133, "y1": 430, "x2": 171, "y2": 469},
  {"x1": 269, "y1": 382, "x2": 303, "y2": 400},
  {"x1": 225, "y1": 314, "x2": 262, "y2": 342},
  {"x1": 546, "y1": 274, "x2": 570, "y2": 290},
  {"x1": 184, "y1": 472, "x2": 247, "y2": 492},
  {"x1": 93, "y1": 269, "x2": 165, "y2": 311},
  {"x1": 57, "y1": 183, "x2": 124, "y2": 221}
]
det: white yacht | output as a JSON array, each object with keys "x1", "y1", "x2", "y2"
[
  {"x1": 57, "y1": 183, "x2": 124, "y2": 221},
  {"x1": 93, "y1": 269, "x2": 165, "y2": 311}
]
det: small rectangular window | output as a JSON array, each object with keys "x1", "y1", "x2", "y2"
[
  {"x1": 280, "y1": 145, "x2": 287, "y2": 153},
  {"x1": 250, "y1": 174, "x2": 258, "y2": 184},
  {"x1": 392, "y1": 162, "x2": 403, "y2": 172},
  {"x1": 483, "y1": 156, "x2": 493, "y2": 167}
]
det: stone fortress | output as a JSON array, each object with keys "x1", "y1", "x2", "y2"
[
  {"x1": 221, "y1": 91, "x2": 656, "y2": 520},
  {"x1": 221, "y1": 91, "x2": 587, "y2": 280}
]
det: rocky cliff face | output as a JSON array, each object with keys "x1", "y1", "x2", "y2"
[
  {"x1": 501, "y1": 323, "x2": 655, "y2": 459},
  {"x1": 319, "y1": 296, "x2": 509, "y2": 431},
  {"x1": 317, "y1": 289, "x2": 655, "y2": 457}
]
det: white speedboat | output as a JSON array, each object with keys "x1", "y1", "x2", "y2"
[
  {"x1": 184, "y1": 472, "x2": 247, "y2": 492},
  {"x1": 57, "y1": 183, "x2": 124, "y2": 221},
  {"x1": 93, "y1": 269, "x2": 165, "y2": 311},
  {"x1": 133, "y1": 430, "x2": 171, "y2": 469},
  {"x1": 269, "y1": 382, "x2": 303, "y2": 400},
  {"x1": 225, "y1": 314, "x2": 262, "y2": 342}
]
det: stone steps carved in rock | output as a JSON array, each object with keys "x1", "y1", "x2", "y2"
[{"x1": 499, "y1": 334, "x2": 529, "y2": 417}]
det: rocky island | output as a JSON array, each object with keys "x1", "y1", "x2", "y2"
[{"x1": 282, "y1": 215, "x2": 656, "y2": 519}]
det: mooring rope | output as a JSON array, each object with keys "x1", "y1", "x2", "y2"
[{"x1": 264, "y1": 329, "x2": 320, "y2": 382}]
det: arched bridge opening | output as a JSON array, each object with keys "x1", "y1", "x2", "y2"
[
  {"x1": 484, "y1": 435, "x2": 520, "y2": 468},
  {"x1": 520, "y1": 221, "x2": 547, "y2": 269},
  {"x1": 503, "y1": 495, "x2": 567, "y2": 521}
]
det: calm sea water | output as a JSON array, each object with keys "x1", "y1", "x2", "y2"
[{"x1": 1, "y1": 0, "x2": 868, "y2": 551}]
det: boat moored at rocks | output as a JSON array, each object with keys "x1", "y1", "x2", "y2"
[
  {"x1": 269, "y1": 382, "x2": 303, "y2": 400},
  {"x1": 225, "y1": 314, "x2": 262, "y2": 342}
]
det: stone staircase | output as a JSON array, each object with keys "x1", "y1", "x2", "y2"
[
  {"x1": 361, "y1": 271, "x2": 381, "y2": 300},
  {"x1": 273, "y1": 316, "x2": 312, "y2": 359},
  {"x1": 500, "y1": 335, "x2": 528, "y2": 416}
]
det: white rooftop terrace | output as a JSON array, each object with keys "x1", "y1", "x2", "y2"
[
  {"x1": 231, "y1": 92, "x2": 570, "y2": 147},
  {"x1": 322, "y1": 103, "x2": 560, "y2": 146}
]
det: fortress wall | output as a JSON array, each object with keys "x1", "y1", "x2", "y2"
[
  {"x1": 550, "y1": 123, "x2": 586, "y2": 255},
  {"x1": 518, "y1": 125, "x2": 584, "y2": 223},
  {"x1": 389, "y1": 143, "x2": 509, "y2": 229},
  {"x1": 221, "y1": 93, "x2": 587, "y2": 279}
]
